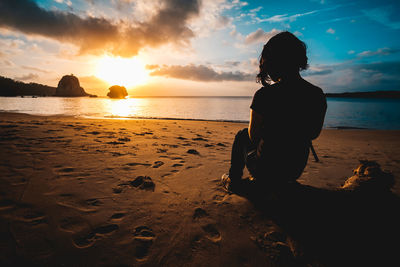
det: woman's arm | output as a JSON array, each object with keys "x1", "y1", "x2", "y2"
[{"x1": 248, "y1": 109, "x2": 263, "y2": 144}]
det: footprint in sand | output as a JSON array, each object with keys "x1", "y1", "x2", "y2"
[
  {"x1": 129, "y1": 176, "x2": 155, "y2": 191},
  {"x1": 110, "y1": 213, "x2": 126, "y2": 220},
  {"x1": 133, "y1": 226, "x2": 156, "y2": 261},
  {"x1": 112, "y1": 187, "x2": 123, "y2": 194},
  {"x1": 187, "y1": 149, "x2": 200, "y2": 155},
  {"x1": 56, "y1": 194, "x2": 102, "y2": 212},
  {"x1": 59, "y1": 216, "x2": 89, "y2": 233},
  {"x1": 172, "y1": 163, "x2": 183, "y2": 167},
  {"x1": 202, "y1": 224, "x2": 221, "y2": 243},
  {"x1": 86, "y1": 131, "x2": 100, "y2": 135},
  {"x1": 126, "y1": 162, "x2": 151, "y2": 167},
  {"x1": 86, "y1": 198, "x2": 103, "y2": 206},
  {"x1": 94, "y1": 224, "x2": 119, "y2": 234},
  {"x1": 0, "y1": 198, "x2": 15, "y2": 211},
  {"x1": 106, "y1": 141, "x2": 125, "y2": 145},
  {"x1": 152, "y1": 161, "x2": 164, "y2": 168},
  {"x1": 73, "y1": 224, "x2": 119, "y2": 248},
  {"x1": 58, "y1": 167, "x2": 75, "y2": 173},
  {"x1": 192, "y1": 137, "x2": 208, "y2": 142},
  {"x1": 193, "y1": 207, "x2": 208, "y2": 220},
  {"x1": 11, "y1": 204, "x2": 47, "y2": 226},
  {"x1": 156, "y1": 148, "x2": 168, "y2": 153}
]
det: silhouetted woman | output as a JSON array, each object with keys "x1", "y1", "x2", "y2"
[{"x1": 222, "y1": 31, "x2": 327, "y2": 192}]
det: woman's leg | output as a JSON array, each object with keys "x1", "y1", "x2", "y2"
[{"x1": 228, "y1": 128, "x2": 254, "y2": 182}]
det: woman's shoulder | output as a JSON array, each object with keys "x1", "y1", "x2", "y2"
[
  {"x1": 301, "y1": 78, "x2": 325, "y2": 95},
  {"x1": 253, "y1": 86, "x2": 267, "y2": 97},
  {"x1": 253, "y1": 85, "x2": 276, "y2": 101}
]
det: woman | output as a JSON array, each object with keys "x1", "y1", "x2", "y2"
[{"x1": 222, "y1": 31, "x2": 327, "y2": 192}]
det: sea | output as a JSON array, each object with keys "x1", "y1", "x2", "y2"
[{"x1": 0, "y1": 96, "x2": 399, "y2": 130}]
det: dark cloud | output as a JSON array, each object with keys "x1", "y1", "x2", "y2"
[
  {"x1": 14, "y1": 73, "x2": 39, "y2": 81},
  {"x1": 0, "y1": 0, "x2": 201, "y2": 57},
  {"x1": 148, "y1": 64, "x2": 254, "y2": 82}
]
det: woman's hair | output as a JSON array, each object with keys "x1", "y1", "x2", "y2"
[{"x1": 256, "y1": 31, "x2": 308, "y2": 86}]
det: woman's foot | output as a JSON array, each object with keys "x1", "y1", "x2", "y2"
[
  {"x1": 221, "y1": 174, "x2": 253, "y2": 194},
  {"x1": 221, "y1": 173, "x2": 232, "y2": 192}
]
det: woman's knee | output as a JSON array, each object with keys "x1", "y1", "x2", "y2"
[{"x1": 235, "y1": 128, "x2": 249, "y2": 140}]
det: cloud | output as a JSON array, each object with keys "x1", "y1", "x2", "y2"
[
  {"x1": 224, "y1": 61, "x2": 241, "y2": 67},
  {"x1": 257, "y1": 10, "x2": 317, "y2": 23},
  {"x1": 54, "y1": 0, "x2": 72, "y2": 6},
  {"x1": 145, "y1": 64, "x2": 160, "y2": 70},
  {"x1": 22, "y1": 65, "x2": 51, "y2": 74},
  {"x1": 244, "y1": 28, "x2": 280, "y2": 44},
  {"x1": 293, "y1": 31, "x2": 303, "y2": 36},
  {"x1": 362, "y1": 6, "x2": 400, "y2": 30},
  {"x1": 326, "y1": 28, "x2": 335, "y2": 34},
  {"x1": 319, "y1": 15, "x2": 361, "y2": 24},
  {"x1": 303, "y1": 68, "x2": 333, "y2": 76},
  {"x1": 254, "y1": 4, "x2": 353, "y2": 25},
  {"x1": 148, "y1": 64, "x2": 254, "y2": 82},
  {"x1": 306, "y1": 61, "x2": 400, "y2": 92},
  {"x1": 357, "y1": 47, "x2": 399, "y2": 58},
  {"x1": 14, "y1": 73, "x2": 39, "y2": 81},
  {"x1": 3, "y1": 59, "x2": 14, "y2": 66},
  {"x1": 0, "y1": 0, "x2": 201, "y2": 57}
]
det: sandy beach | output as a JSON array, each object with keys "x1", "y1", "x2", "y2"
[{"x1": 1, "y1": 112, "x2": 400, "y2": 267}]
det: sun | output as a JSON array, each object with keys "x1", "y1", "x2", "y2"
[{"x1": 95, "y1": 56, "x2": 149, "y2": 87}]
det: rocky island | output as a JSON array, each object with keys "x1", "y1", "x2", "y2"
[
  {"x1": 55, "y1": 75, "x2": 89, "y2": 97},
  {"x1": 107, "y1": 85, "x2": 128, "y2": 99}
]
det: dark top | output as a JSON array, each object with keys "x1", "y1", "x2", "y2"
[{"x1": 250, "y1": 78, "x2": 327, "y2": 181}]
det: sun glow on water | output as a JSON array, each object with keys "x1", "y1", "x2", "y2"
[
  {"x1": 106, "y1": 98, "x2": 148, "y2": 117},
  {"x1": 95, "y1": 56, "x2": 149, "y2": 88}
]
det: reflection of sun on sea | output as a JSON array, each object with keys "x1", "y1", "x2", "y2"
[
  {"x1": 108, "y1": 98, "x2": 143, "y2": 117},
  {"x1": 95, "y1": 56, "x2": 149, "y2": 88}
]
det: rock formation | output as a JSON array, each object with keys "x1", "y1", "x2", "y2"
[
  {"x1": 341, "y1": 160, "x2": 394, "y2": 193},
  {"x1": 55, "y1": 75, "x2": 88, "y2": 97},
  {"x1": 107, "y1": 85, "x2": 128, "y2": 99}
]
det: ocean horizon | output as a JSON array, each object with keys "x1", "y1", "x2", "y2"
[{"x1": 1, "y1": 96, "x2": 399, "y2": 130}]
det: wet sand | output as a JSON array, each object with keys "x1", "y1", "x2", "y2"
[{"x1": 0, "y1": 112, "x2": 399, "y2": 266}]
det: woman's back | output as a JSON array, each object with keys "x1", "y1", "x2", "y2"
[{"x1": 250, "y1": 77, "x2": 326, "y2": 182}]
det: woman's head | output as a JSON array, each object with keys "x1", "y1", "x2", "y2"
[{"x1": 257, "y1": 31, "x2": 308, "y2": 85}]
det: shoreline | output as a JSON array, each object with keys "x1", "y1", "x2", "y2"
[{"x1": 1, "y1": 111, "x2": 399, "y2": 130}]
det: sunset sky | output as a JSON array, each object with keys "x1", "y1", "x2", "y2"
[{"x1": 1, "y1": 0, "x2": 399, "y2": 96}]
